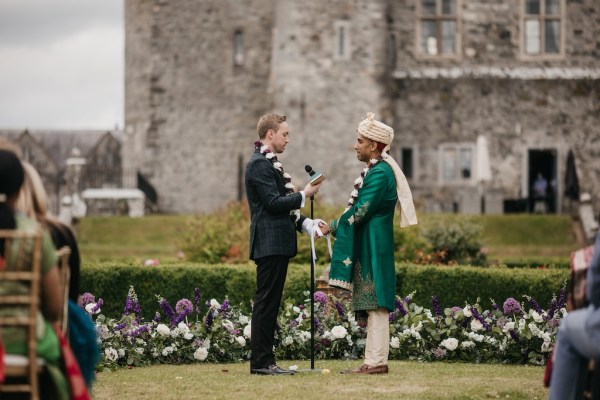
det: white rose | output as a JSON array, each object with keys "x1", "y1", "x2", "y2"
[
  {"x1": 203, "y1": 338, "x2": 211, "y2": 349},
  {"x1": 293, "y1": 306, "x2": 301, "y2": 313},
  {"x1": 135, "y1": 347, "x2": 144, "y2": 354},
  {"x1": 463, "y1": 307, "x2": 472, "y2": 318},
  {"x1": 239, "y1": 315, "x2": 249, "y2": 325},
  {"x1": 194, "y1": 347, "x2": 208, "y2": 361},
  {"x1": 504, "y1": 322, "x2": 515, "y2": 332},
  {"x1": 390, "y1": 337, "x2": 400, "y2": 349},
  {"x1": 331, "y1": 325, "x2": 348, "y2": 340},
  {"x1": 118, "y1": 349, "x2": 125, "y2": 357},
  {"x1": 236, "y1": 336, "x2": 247, "y2": 347},
  {"x1": 243, "y1": 323, "x2": 252, "y2": 339},
  {"x1": 322, "y1": 331, "x2": 332, "y2": 340},
  {"x1": 531, "y1": 311, "x2": 544, "y2": 323},
  {"x1": 162, "y1": 346, "x2": 173, "y2": 356},
  {"x1": 178, "y1": 322, "x2": 190, "y2": 332},
  {"x1": 210, "y1": 299, "x2": 220, "y2": 309},
  {"x1": 184, "y1": 332, "x2": 194, "y2": 340},
  {"x1": 441, "y1": 338, "x2": 459, "y2": 351},
  {"x1": 104, "y1": 347, "x2": 118, "y2": 362},
  {"x1": 284, "y1": 336, "x2": 294, "y2": 346},
  {"x1": 470, "y1": 319, "x2": 483, "y2": 332},
  {"x1": 156, "y1": 324, "x2": 171, "y2": 336}
]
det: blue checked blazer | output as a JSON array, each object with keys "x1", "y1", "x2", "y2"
[{"x1": 245, "y1": 149, "x2": 306, "y2": 260}]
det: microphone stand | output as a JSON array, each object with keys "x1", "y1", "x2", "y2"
[{"x1": 310, "y1": 194, "x2": 315, "y2": 370}]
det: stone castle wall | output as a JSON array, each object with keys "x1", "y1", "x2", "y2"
[{"x1": 125, "y1": 0, "x2": 600, "y2": 214}]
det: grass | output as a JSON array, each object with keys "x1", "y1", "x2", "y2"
[
  {"x1": 76, "y1": 212, "x2": 578, "y2": 264},
  {"x1": 93, "y1": 360, "x2": 548, "y2": 400}
]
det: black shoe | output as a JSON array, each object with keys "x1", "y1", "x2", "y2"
[{"x1": 250, "y1": 364, "x2": 295, "y2": 375}]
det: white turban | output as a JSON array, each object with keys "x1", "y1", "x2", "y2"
[{"x1": 357, "y1": 112, "x2": 394, "y2": 153}]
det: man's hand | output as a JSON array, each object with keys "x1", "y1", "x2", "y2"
[
  {"x1": 303, "y1": 182, "x2": 321, "y2": 198},
  {"x1": 318, "y1": 220, "x2": 330, "y2": 235}
]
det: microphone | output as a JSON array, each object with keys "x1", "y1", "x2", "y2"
[{"x1": 305, "y1": 165, "x2": 325, "y2": 186}]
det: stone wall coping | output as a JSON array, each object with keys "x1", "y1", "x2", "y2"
[{"x1": 393, "y1": 67, "x2": 600, "y2": 80}]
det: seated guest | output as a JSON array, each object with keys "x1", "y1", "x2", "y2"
[
  {"x1": 15, "y1": 161, "x2": 99, "y2": 389},
  {"x1": 0, "y1": 149, "x2": 68, "y2": 399},
  {"x1": 549, "y1": 231, "x2": 600, "y2": 400},
  {"x1": 16, "y1": 161, "x2": 81, "y2": 302}
]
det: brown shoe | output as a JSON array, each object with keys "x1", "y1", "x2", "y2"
[{"x1": 341, "y1": 364, "x2": 388, "y2": 375}]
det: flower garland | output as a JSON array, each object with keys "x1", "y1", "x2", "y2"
[
  {"x1": 344, "y1": 157, "x2": 382, "y2": 212},
  {"x1": 255, "y1": 141, "x2": 301, "y2": 222}
]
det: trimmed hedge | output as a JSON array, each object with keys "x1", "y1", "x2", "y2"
[{"x1": 80, "y1": 262, "x2": 570, "y2": 320}]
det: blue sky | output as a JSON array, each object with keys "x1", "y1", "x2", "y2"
[{"x1": 0, "y1": 0, "x2": 123, "y2": 130}]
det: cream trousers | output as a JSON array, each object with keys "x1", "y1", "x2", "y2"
[{"x1": 364, "y1": 307, "x2": 390, "y2": 366}]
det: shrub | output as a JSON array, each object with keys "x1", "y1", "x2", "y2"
[
  {"x1": 80, "y1": 262, "x2": 569, "y2": 320},
  {"x1": 421, "y1": 218, "x2": 487, "y2": 265}
]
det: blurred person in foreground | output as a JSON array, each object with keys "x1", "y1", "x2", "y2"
[
  {"x1": 0, "y1": 149, "x2": 68, "y2": 398},
  {"x1": 245, "y1": 113, "x2": 324, "y2": 375},
  {"x1": 15, "y1": 161, "x2": 99, "y2": 390},
  {"x1": 549, "y1": 231, "x2": 600, "y2": 400},
  {"x1": 320, "y1": 112, "x2": 417, "y2": 374}
]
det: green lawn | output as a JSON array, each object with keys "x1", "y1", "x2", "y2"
[
  {"x1": 93, "y1": 360, "x2": 548, "y2": 400},
  {"x1": 77, "y1": 213, "x2": 578, "y2": 264}
]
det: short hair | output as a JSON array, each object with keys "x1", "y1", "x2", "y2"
[{"x1": 256, "y1": 114, "x2": 286, "y2": 140}]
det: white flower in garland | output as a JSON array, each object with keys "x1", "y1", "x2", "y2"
[
  {"x1": 156, "y1": 324, "x2": 171, "y2": 336},
  {"x1": 470, "y1": 319, "x2": 483, "y2": 332},
  {"x1": 243, "y1": 323, "x2": 252, "y2": 339},
  {"x1": 390, "y1": 336, "x2": 400, "y2": 349},
  {"x1": 344, "y1": 158, "x2": 381, "y2": 212},
  {"x1": 236, "y1": 336, "x2": 247, "y2": 347},
  {"x1": 256, "y1": 141, "x2": 300, "y2": 222}
]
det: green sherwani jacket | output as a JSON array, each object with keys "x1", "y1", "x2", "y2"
[{"x1": 329, "y1": 161, "x2": 398, "y2": 312}]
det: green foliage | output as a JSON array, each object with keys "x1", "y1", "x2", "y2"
[
  {"x1": 421, "y1": 218, "x2": 487, "y2": 265},
  {"x1": 180, "y1": 202, "x2": 251, "y2": 263},
  {"x1": 81, "y1": 262, "x2": 570, "y2": 320},
  {"x1": 80, "y1": 262, "x2": 311, "y2": 320},
  {"x1": 397, "y1": 263, "x2": 569, "y2": 310}
]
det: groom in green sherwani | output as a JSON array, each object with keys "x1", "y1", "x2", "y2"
[{"x1": 321, "y1": 112, "x2": 417, "y2": 375}]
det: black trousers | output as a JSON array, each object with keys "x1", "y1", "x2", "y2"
[{"x1": 250, "y1": 255, "x2": 290, "y2": 370}]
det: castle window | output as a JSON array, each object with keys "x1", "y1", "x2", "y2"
[
  {"x1": 334, "y1": 20, "x2": 351, "y2": 60},
  {"x1": 521, "y1": 0, "x2": 564, "y2": 58},
  {"x1": 417, "y1": 0, "x2": 460, "y2": 57},
  {"x1": 400, "y1": 147, "x2": 414, "y2": 179},
  {"x1": 439, "y1": 143, "x2": 474, "y2": 183},
  {"x1": 234, "y1": 30, "x2": 244, "y2": 66}
]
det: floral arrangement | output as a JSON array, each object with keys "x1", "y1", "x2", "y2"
[{"x1": 81, "y1": 285, "x2": 566, "y2": 370}]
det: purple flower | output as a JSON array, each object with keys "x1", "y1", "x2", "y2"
[
  {"x1": 78, "y1": 292, "x2": 95, "y2": 308},
  {"x1": 314, "y1": 291, "x2": 328, "y2": 305},
  {"x1": 334, "y1": 302, "x2": 346, "y2": 318},
  {"x1": 193, "y1": 288, "x2": 202, "y2": 314},
  {"x1": 492, "y1": 302, "x2": 500, "y2": 311},
  {"x1": 469, "y1": 307, "x2": 491, "y2": 332},
  {"x1": 123, "y1": 286, "x2": 142, "y2": 318},
  {"x1": 509, "y1": 329, "x2": 520, "y2": 342},
  {"x1": 159, "y1": 297, "x2": 177, "y2": 326},
  {"x1": 176, "y1": 299, "x2": 193, "y2": 316},
  {"x1": 205, "y1": 310, "x2": 215, "y2": 330},
  {"x1": 220, "y1": 299, "x2": 230, "y2": 313},
  {"x1": 528, "y1": 297, "x2": 543, "y2": 314},
  {"x1": 556, "y1": 286, "x2": 566, "y2": 310},
  {"x1": 395, "y1": 298, "x2": 407, "y2": 316},
  {"x1": 431, "y1": 296, "x2": 443, "y2": 317},
  {"x1": 389, "y1": 312, "x2": 395, "y2": 322},
  {"x1": 432, "y1": 347, "x2": 447, "y2": 359},
  {"x1": 91, "y1": 298, "x2": 104, "y2": 314},
  {"x1": 503, "y1": 298, "x2": 522, "y2": 316}
]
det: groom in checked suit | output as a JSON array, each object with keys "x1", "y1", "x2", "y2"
[{"x1": 245, "y1": 114, "x2": 322, "y2": 375}]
